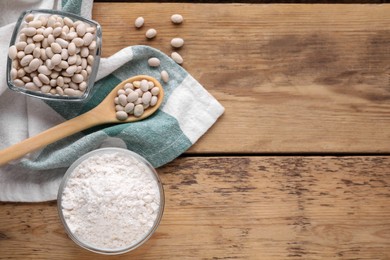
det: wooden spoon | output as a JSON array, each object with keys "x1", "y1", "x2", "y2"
[{"x1": 0, "y1": 75, "x2": 164, "y2": 166}]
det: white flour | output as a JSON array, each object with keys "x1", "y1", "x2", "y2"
[{"x1": 60, "y1": 151, "x2": 161, "y2": 250}]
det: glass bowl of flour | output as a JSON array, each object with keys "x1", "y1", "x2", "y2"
[{"x1": 57, "y1": 147, "x2": 164, "y2": 255}]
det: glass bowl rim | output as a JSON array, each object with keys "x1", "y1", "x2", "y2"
[
  {"x1": 6, "y1": 9, "x2": 102, "y2": 102},
  {"x1": 57, "y1": 147, "x2": 165, "y2": 255}
]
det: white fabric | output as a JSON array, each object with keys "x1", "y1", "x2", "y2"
[
  {"x1": 0, "y1": 1, "x2": 224, "y2": 202},
  {"x1": 162, "y1": 75, "x2": 224, "y2": 144}
]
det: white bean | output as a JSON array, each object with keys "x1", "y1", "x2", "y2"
[
  {"x1": 66, "y1": 65, "x2": 77, "y2": 75},
  {"x1": 80, "y1": 47, "x2": 89, "y2": 57},
  {"x1": 47, "y1": 34, "x2": 55, "y2": 45},
  {"x1": 64, "y1": 88, "x2": 76, "y2": 96},
  {"x1": 17, "y1": 69, "x2": 26, "y2": 77},
  {"x1": 56, "y1": 38, "x2": 69, "y2": 48},
  {"x1": 56, "y1": 86, "x2": 64, "y2": 95},
  {"x1": 36, "y1": 28, "x2": 44, "y2": 35},
  {"x1": 46, "y1": 59, "x2": 55, "y2": 70},
  {"x1": 124, "y1": 83, "x2": 134, "y2": 90},
  {"x1": 28, "y1": 20, "x2": 42, "y2": 28},
  {"x1": 13, "y1": 79, "x2": 24, "y2": 87},
  {"x1": 24, "y1": 43, "x2": 35, "y2": 54},
  {"x1": 67, "y1": 42, "x2": 76, "y2": 56},
  {"x1": 140, "y1": 79, "x2": 149, "y2": 91},
  {"x1": 38, "y1": 65, "x2": 51, "y2": 76},
  {"x1": 41, "y1": 85, "x2": 51, "y2": 93},
  {"x1": 33, "y1": 76, "x2": 43, "y2": 87},
  {"x1": 68, "y1": 55, "x2": 77, "y2": 65},
  {"x1": 69, "y1": 82, "x2": 78, "y2": 90},
  {"x1": 51, "y1": 54, "x2": 62, "y2": 66},
  {"x1": 87, "y1": 55, "x2": 94, "y2": 65},
  {"x1": 22, "y1": 27, "x2": 37, "y2": 37},
  {"x1": 51, "y1": 42, "x2": 62, "y2": 54},
  {"x1": 127, "y1": 91, "x2": 138, "y2": 103},
  {"x1": 171, "y1": 52, "x2": 183, "y2": 64},
  {"x1": 45, "y1": 47, "x2": 54, "y2": 59},
  {"x1": 50, "y1": 79, "x2": 57, "y2": 87},
  {"x1": 135, "y1": 89, "x2": 143, "y2": 97},
  {"x1": 133, "y1": 81, "x2": 140, "y2": 88},
  {"x1": 72, "y1": 74, "x2": 84, "y2": 83},
  {"x1": 76, "y1": 23, "x2": 86, "y2": 37},
  {"x1": 88, "y1": 40, "x2": 96, "y2": 50},
  {"x1": 59, "y1": 60, "x2": 69, "y2": 69},
  {"x1": 53, "y1": 27, "x2": 62, "y2": 37},
  {"x1": 66, "y1": 32, "x2": 78, "y2": 41},
  {"x1": 171, "y1": 38, "x2": 184, "y2": 48},
  {"x1": 32, "y1": 34, "x2": 44, "y2": 42},
  {"x1": 8, "y1": 46, "x2": 17, "y2": 59},
  {"x1": 171, "y1": 14, "x2": 184, "y2": 24},
  {"x1": 62, "y1": 25, "x2": 70, "y2": 34},
  {"x1": 79, "y1": 81, "x2": 87, "y2": 91},
  {"x1": 116, "y1": 111, "x2": 128, "y2": 121},
  {"x1": 133, "y1": 104, "x2": 144, "y2": 117},
  {"x1": 148, "y1": 81, "x2": 154, "y2": 89},
  {"x1": 29, "y1": 58, "x2": 41, "y2": 71},
  {"x1": 25, "y1": 82, "x2": 39, "y2": 91},
  {"x1": 57, "y1": 76, "x2": 64, "y2": 87},
  {"x1": 160, "y1": 71, "x2": 168, "y2": 83},
  {"x1": 115, "y1": 105, "x2": 125, "y2": 112},
  {"x1": 135, "y1": 17, "x2": 144, "y2": 28},
  {"x1": 33, "y1": 47, "x2": 41, "y2": 58},
  {"x1": 38, "y1": 16, "x2": 48, "y2": 26},
  {"x1": 38, "y1": 73, "x2": 50, "y2": 84},
  {"x1": 83, "y1": 33, "x2": 94, "y2": 46},
  {"x1": 16, "y1": 51, "x2": 26, "y2": 60},
  {"x1": 25, "y1": 14, "x2": 35, "y2": 23},
  {"x1": 125, "y1": 103, "x2": 135, "y2": 113},
  {"x1": 151, "y1": 86, "x2": 160, "y2": 96},
  {"x1": 142, "y1": 91, "x2": 152, "y2": 104},
  {"x1": 15, "y1": 42, "x2": 27, "y2": 51},
  {"x1": 43, "y1": 27, "x2": 53, "y2": 37},
  {"x1": 150, "y1": 96, "x2": 158, "y2": 106},
  {"x1": 72, "y1": 37, "x2": 84, "y2": 47},
  {"x1": 145, "y1": 28, "x2": 157, "y2": 39},
  {"x1": 10, "y1": 68, "x2": 17, "y2": 80},
  {"x1": 118, "y1": 94, "x2": 127, "y2": 106},
  {"x1": 148, "y1": 57, "x2": 160, "y2": 67},
  {"x1": 20, "y1": 55, "x2": 33, "y2": 67},
  {"x1": 63, "y1": 17, "x2": 73, "y2": 28}
]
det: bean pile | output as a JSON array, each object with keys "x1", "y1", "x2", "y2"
[
  {"x1": 115, "y1": 78, "x2": 160, "y2": 120},
  {"x1": 8, "y1": 13, "x2": 98, "y2": 97}
]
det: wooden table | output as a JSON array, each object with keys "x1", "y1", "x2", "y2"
[{"x1": 1, "y1": 3, "x2": 390, "y2": 259}]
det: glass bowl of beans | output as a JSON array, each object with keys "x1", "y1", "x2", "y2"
[
  {"x1": 7, "y1": 9, "x2": 102, "y2": 101},
  {"x1": 57, "y1": 147, "x2": 165, "y2": 255}
]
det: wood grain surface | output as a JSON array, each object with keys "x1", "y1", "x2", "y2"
[
  {"x1": 2, "y1": 4, "x2": 390, "y2": 260},
  {"x1": 92, "y1": 3, "x2": 390, "y2": 154},
  {"x1": 0, "y1": 156, "x2": 389, "y2": 259}
]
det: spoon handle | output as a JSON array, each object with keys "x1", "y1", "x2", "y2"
[{"x1": 0, "y1": 111, "x2": 102, "y2": 166}]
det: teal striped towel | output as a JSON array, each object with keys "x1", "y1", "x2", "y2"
[{"x1": 0, "y1": 0, "x2": 224, "y2": 202}]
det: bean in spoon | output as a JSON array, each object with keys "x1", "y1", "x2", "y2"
[{"x1": 0, "y1": 75, "x2": 164, "y2": 166}]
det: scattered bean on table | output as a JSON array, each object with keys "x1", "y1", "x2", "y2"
[
  {"x1": 145, "y1": 28, "x2": 157, "y2": 39},
  {"x1": 134, "y1": 17, "x2": 144, "y2": 28},
  {"x1": 171, "y1": 14, "x2": 184, "y2": 24},
  {"x1": 170, "y1": 38, "x2": 184, "y2": 48}
]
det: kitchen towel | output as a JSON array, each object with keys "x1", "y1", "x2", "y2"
[{"x1": 0, "y1": 0, "x2": 224, "y2": 202}]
